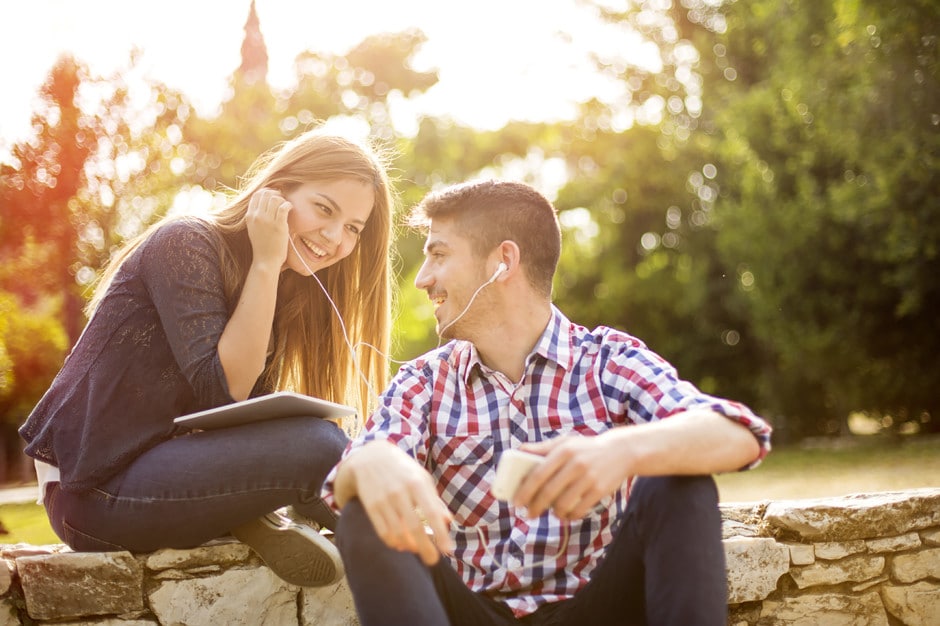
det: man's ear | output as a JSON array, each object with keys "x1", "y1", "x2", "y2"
[{"x1": 494, "y1": 240, "x2": 521, "y2": 279}]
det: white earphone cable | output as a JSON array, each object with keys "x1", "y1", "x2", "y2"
[
  {"x1": 434, "y1": 270, "x2": 500, "y2": 348},
  {"x1": 289, "y1": 238, "x2": 570, "y2": 569}
]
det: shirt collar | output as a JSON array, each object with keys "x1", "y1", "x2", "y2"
[{"x1": 457, "y1": 305, "x2": 576, "y2": 383}]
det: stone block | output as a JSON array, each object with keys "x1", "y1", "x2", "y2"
[
  {"x1": 851, "y1": 575, "x2": 888, "y2": 592},
  {"x1": 759, "y1": 590, "x2": 887, "y2": 625},
  {"x1": 865, "y1": 532, "x2": 921, "y2": 553},
  {"x1": 720, "y1": 501, "x2": 769, "y2": 525},
  {"x1": 790, "y1": 555, "x2": 885, "y2": 589},
  {"x1": 881, "y1": 581, "x2": 940, "y2": 626},
  {"x1": 786, "y1": 542, "x2": 816, "y2": 565},
  {"x1": 722, "y1": 519, "x2": 761, "y2": 539},
  {"x1": 301, "y1": 580, "x2": 360, "y2": 625},
  {"x1": 145, "y1": 539, "x2": 252, "y2": 571},
  {"x1": 55, "y1": 617, "x2": 160, "y2": 626},
  {"x1": 17, "y1": 551, "x2": 144, "y2": 621},
  {"x1": 723, "y1": 537, "x2": 790, "y2": 603},
  {"x1": 0, "y1": 543, "x2": 65, "y2": 559},
  {"x1": 815, "y1": 540, "x2": 866, "y2": 560},
  {"x1": 889, "y1": 547, "x2": 940, "y2": 583},
  {"x1": 764, "y1": 489, "x2": 940, "y2": 541},
  {"x1": 0, "y1": 560, "x2": 11, "y2": 595},
  {"x1": 149, "y1": 566, "x2": 298, "y2": 625},
  {"x1": 920, "y1": 528, "x2": 940, "y2": 546}
]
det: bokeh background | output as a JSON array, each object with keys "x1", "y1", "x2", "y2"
[{"x1": 0, "y1": 0, "x2": 937, "y2": 502}]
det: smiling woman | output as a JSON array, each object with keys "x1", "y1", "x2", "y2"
[
  {"x1": 282, "y1": 179, "x2": 374, "y2": 276},
  {"x1": 17, "y1": 127, "x2": 395, "y2": 588}
]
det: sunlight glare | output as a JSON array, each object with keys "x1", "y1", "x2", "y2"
[{"x1": 1, "y1": 0, "x2": 671, "y2": 154}]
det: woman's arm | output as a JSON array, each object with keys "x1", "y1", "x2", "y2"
[{"x1": 217, "y1": 189, "x2": 291, "y2": 401}]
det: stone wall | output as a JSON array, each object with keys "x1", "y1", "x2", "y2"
[{"x1": 1, "y1": 488, "x2": 937, "y2": 625}]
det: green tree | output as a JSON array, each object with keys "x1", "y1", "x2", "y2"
[
  {"x1": 548, "y1": 119, "x2": 763, "y2": 408},
  {"x1": 1, "y1": 52, "x2": 193, "y2": 333},
  {"x1": 0, "y1": 55, "x2": 95, "y2": 343},
  {"x1": 0, "y1": 51, "x2": 192, "y2": 484},
  {"x1": 184, "y1": 27, "x2": 439, "y2": 193},
  {"x1": 0, "y1": 248, "x2": 68, "y2": 481},
  {"x1": 70, "y1": 55, "x2": 196, "y2": 292},
  {"x1": 574, "y1": 0, "x2": 939, "y2": 441},
  {"x1": 707, "y1": 0, "x2": 940, "y2": 438}
]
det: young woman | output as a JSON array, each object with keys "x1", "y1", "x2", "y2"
[{"x1": 19, "y1": 127, "x2": 394, "y2": 587}]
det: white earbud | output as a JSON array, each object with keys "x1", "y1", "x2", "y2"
[
  {"x1": 489, "y1": 262, "x2": 508, "y2": 282},
  {"x1": 436, "y1": 261, "x2": 508, "y2": 340}
]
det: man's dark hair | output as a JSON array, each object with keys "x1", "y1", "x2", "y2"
[{"x1": 409, "y1": 180, "x2": 561, "y2": 296}]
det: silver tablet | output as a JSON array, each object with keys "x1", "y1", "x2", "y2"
[{"x1": 173, "y1": 391, "x2": 356, "y2": 430}]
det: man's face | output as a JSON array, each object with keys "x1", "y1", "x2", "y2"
[{"x1": 414, "y1": 217, "x2": 491, "y2": 340}]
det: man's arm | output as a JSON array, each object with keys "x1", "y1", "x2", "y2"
[
  {"x1": 334, "y1": 440, "x2": 454, "y2": 565},
  {"x1": 516, "y1": 409, "x2": 760, "y2": 520}
]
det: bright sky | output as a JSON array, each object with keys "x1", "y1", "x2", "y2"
[{"x1": 0, "y1": 0, "x2": 657, "y2": 155}]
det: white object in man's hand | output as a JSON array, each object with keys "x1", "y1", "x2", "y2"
[{"x1": 492, "y1": 449, "x2": 545, "y2": 501}]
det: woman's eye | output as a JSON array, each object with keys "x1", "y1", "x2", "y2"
[
  {"x1": 346, "y1": 224, "x2": 361, "y2": 236},
  {"x1": 317, "y1": 203, "x2": 332, "y2": 215}
]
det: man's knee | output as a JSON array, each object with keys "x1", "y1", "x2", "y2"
[
  {"x1": 336, "y1": 498, "x2": 383, "y2": 560},
  {"x1": 629, "y1": 475, "x2": 719, "y2": 517}
]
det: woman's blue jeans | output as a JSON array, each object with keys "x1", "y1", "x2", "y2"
[{"x1": 44, "y1": 416, "x2": 347, "y2": 553}]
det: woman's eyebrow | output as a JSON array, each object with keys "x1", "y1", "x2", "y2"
[{"x1": 314, "y1": 191, "x2": 367, "y2": 228}]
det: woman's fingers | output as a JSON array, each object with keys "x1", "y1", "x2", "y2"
[{"x1": 247, "y1": 188, "x2": 291, "y2": 266}]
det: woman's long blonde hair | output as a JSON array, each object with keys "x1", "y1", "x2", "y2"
[{"x1": 89, "y1": 128, "x2": 395, "y2": 420}]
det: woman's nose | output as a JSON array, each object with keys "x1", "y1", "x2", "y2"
[{"x1": 321, "y1": 221, "x2": 340, "y2": 243}]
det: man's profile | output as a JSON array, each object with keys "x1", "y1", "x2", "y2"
[{"x1": 324, "y1": 179, "x2": 772, "y2": 625}]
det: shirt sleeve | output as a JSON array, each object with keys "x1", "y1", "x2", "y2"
[
  {"x1": 321, "y1": 361, "x2": 433, "y2": 509},
  {"x1": 603, "y1": 332, "x2": 772, "y2": 469},
  {"x1": 137, "y1": 220, "x2": 233, "y2": 408}
]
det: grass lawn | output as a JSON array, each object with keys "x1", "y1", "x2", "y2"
[
  {"x1": 0, "y1": 435, "x2": 937, "y2": 546},
  {"x1": 716, "y1": 434, "x2": 940, "y2": 503},
  {"x1": 0, "y1": 502, "x2": 58, "y2": 545}
]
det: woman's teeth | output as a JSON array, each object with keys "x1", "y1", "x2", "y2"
[{"x1": 300, "y1": 237, "x2": 327, "y2": 258}]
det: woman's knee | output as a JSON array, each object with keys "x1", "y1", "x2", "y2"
[
  {"x1": 273, "y1": 417, "x2": 349, "y2": 473},
  {"x1": 292, "y1": 415, "x2": 348, "y2": 445}
]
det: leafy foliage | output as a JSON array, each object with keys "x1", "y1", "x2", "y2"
[
  {"x1": 0, "y1": 246, "x2": 68, "y2": 426},
  {"x1": 706, "y1": 0, "x2": 940, "y2": 438},
  {"x1": 1, "y1": 2, "x2": 936, "y2": 444}
]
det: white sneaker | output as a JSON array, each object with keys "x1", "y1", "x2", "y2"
[{"x1": 233, "y1": 512, "x2": 344, "y2": 587}]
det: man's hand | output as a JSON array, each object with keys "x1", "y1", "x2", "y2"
[
  {"x1": 514, "y1": 434, "x2": 632, "y2": 521},
  {"x1": 334, "y1": 441, "x2": 454, "y2": 565},
  {"x1": 513, "y1": 410, "x2": 761, "y2": 521}
]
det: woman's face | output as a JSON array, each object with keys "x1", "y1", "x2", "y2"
[{"x1": 282, "y1": 178, "x2": 375, "y2": 275}]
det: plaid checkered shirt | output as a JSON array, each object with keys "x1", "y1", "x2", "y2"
[{"x1": 323, "y1": 305, "x2": 772, "y2": 617}]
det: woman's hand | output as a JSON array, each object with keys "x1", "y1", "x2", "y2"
[
  {"x1": 246, "y1": 188, "x2": 292, "y2": 271},
  {"x1": 217, "y1": 188, "x2": 290, "y2": 400}
]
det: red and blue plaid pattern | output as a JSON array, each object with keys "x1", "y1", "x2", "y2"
[{"x1": 324, "y1": 306, "x2": 772, "y2": 616}]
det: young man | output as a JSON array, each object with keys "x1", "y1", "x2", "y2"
[{"x1": 324, "y1": 180, "x2": 772, "y2": 625}]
